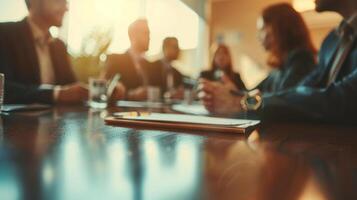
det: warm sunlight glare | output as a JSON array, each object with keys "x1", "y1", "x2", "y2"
[
  {"x1": 67, "y1": 0, "x2": 199, "y2": 55},
  {"x1": 293, "y1": 0, "x2": 316, "y2": 12}
]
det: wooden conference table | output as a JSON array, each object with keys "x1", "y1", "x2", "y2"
[{"x1": 0, "y1": 105, "x2": 356, "y2": 200}]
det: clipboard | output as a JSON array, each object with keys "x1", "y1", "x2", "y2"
[{"x1": 105, "y1": 112, "x2": 260, "y2": 134}]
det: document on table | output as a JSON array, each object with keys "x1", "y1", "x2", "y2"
[
  {"x1": 105, "y1": 112, "x2": 260, "y2": 134},
  {"x1": 171, "y1": 103, "x2": 209, "y2": 115},
  {"x1": 117, "y1": 101, "x2": 165, "y2": 109}
]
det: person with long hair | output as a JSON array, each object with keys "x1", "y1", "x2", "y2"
[
  {"x1": 200, "y1": 44, "x2": 246, "y2": 90},
  {"x1": 200, "y1": 0, "x2": 357, "y2": 124},
  {"x1": 255, "y1": 3, "x2": 316, "y2": 92}
]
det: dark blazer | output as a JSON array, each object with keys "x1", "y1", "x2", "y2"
[
  {"x1": 102, "y1": 52, "x2": 153, "y2": 91},
  {"x1": 260, "y1": 30, "x2": 357, "y2": 124},
  {"x1": 256, "y1": 48, "x2": 316, "y2": 93},
  {"x1": 150, "y1": 59, "x2": 184, "y2": 93},
  {"x1": 200, "y1": 70, "x2": 246, "y2": 90},
  {"x1": 0, "y1": 19, "x2": 76, "y2": 104}
]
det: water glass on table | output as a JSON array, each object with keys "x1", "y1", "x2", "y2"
[
  {"x1": 88, "y1": 78, "x2": 109, "y2": 109},
  {"x1": 147, "y1": 86, "x2": 161, "y2": 103}
]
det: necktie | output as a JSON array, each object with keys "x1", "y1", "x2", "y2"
[{"x1": 327, "y1": 23, "x2": 355, "y2": 86}]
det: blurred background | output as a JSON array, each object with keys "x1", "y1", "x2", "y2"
[{"x1": 0, "y1": 0, "x2": 342, "y2": 89}]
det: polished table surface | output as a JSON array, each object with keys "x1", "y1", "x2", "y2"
[{"x1": 0, "y1": 106, "x2": 356, "y2": 200}]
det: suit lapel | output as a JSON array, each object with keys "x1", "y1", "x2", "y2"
[
  {"x1": 325, "y1": 38, "x2": 341, "y2": 72},
  {"x1": 19, "y1": 18, "x2": 41, "y2": 84},
  {"x1": 49, "y1": 41, "x2": 59, "y2": 84},
  {"x1": 318, "y1": 33, "x2": 341, "y2": 86}
]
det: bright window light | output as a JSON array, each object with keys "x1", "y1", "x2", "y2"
[
  {"x1": 293, "y1": 0, "x2": 316, "y2": 12},
  {"x1": 146, "y1": 0, "x2": 199, "y2": 52},
  {"x1": 67, "y1": 0, "x2": 199, "y2": 55},
  {"x1": 0, "y1": 0, "x2": 28, "y2": 22}
]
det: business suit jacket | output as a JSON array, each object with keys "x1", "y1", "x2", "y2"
[
  {"x1": 102, "y1": 52, "x2": 154, "y2": 91},
  {"x1": 200, "y1": 70, "x2": 246, "y2": 90},
  {"x1": 0, "y1": 18, "x2": 76, "y2": 104},
  {"x1": 260, "y1": 30, "x2": 357, "y2": 124},
  {"x1": 256, "y1": 48, "x2": 316, "y2": 93},
  {"x1": 150, "y1": 59, "x2": 184, "y2": 93}
]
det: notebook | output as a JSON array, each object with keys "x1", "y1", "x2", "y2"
[
  {"x1": 105, "y1": 112, "x2": 260, "y2": 134},
  {"x1": 171, "y1": 103, "x2": 209, "y2": 115}
]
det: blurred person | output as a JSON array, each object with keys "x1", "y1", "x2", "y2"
[
  {"x1": 151, "y1": 37, "x2": 184, "y2": 100},
  {"x1": 200, "y1": 44, "x2": 246, "y2": 90},
  {"x1": 101, "y1": 19, "x2": 152, "y2": 101},
  {"x1": 0, "y1": 0, "x2": 89, "y2": 104},
  {"x1": 199, "y1": 1, "x2": 357, "y2": 124},
  {"x1": 254, "y1": 3, "x2": 316, "y2": 93}
]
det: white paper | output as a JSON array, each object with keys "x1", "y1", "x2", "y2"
[
  {"x1": 171, "y1": 104, "x2": 209, "y2": 115},
  {"x1": 119, "y1": 112, "x2": 259, "y2": 127}
]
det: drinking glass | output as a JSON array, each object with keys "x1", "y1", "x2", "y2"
[{"x1": 88, "y1": 78, "x2": 108, "y2": 109}]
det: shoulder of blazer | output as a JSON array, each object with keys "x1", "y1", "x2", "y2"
[
  {"x1": 0, "y1": 21, "x2": 20, "y2": 32},
  {"x1": 0, "y1": 18, "x2": 29, "y2": 35}
]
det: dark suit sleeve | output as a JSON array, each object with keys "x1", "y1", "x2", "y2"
[
  {"x1": 0, "y1": 50, "x2": 54, "y2": 104},
  {"x1": 3, "y1": 82, "x2": 54, "y2": 104},
  {"x1": 260, "y1": 68, "x2": 357, "y2": 123}
]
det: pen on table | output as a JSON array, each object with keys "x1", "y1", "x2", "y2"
[{"x1": 107, "y1": 74, "x2": 121, "y2": 98}]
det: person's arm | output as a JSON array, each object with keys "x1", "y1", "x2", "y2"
[
  {"x1": 4, "y1": 82, "x2": 55, "y2": 104},
  {"x1": 0, "y1": 47, "x2": 54, "y2": 104},
  {"x1": 260, "y1": 68, "x2": 357, "y2": 123}
]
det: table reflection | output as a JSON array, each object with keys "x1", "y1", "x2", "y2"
[{"x1": 0, "y1": 107, "x2": 356, "y2": 200}]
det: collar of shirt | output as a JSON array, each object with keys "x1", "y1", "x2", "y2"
[
  {"x1": 27, "y1": 17, "x2": 52, "y2": 46},
  {"x1": 128, "y1": 49, "x2": 145, "y2": 63},
  {"x1": 336, "y1": 12, "x2": 357, "y2": 39},
  {"x1": 161, "y1": 58, "x2": 173, "y2": 69}
]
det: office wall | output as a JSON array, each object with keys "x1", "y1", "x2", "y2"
[{"x1": 210, "y1": 0, "x2": 341, "y2": 88}]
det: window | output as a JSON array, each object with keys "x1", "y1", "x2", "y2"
[
  {"x1": 0, "y1": 0, "x2": 208, "y2": 76},
  {"x1": 0, "y1": 0, "x2": 28, "y2": 22},
  {"x1": 67, "y1": 0, "x2": 202, "y2": 55}
]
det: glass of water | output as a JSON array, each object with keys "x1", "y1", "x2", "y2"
[
  {"x1": 0, "y1": 74, "x2": 4, "y2": 112},
  {"x1": 147, "y1": 86, "x2": 161, "y2": 103},
  {"x1": 88, "y1": 78, "x2": 108, "y2": 109}
]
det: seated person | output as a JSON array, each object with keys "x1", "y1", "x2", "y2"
[
  {"x1": 254, "y1": 3, "x2": 316, "y2": 93},
  {"x1": 199, "y1": 1, "x2": 357, "y2": 124},
  {"x1": 0, "y1": 0, "x2": 88, "y2": 104},
  {"x1": 200, "y1": 44, "x2": 246, "y2": 90},
  {"x1": 151, "y1": 37, "x2": 184, "y2": 99},
  {"x1": 101, "y1": 19, "x2": 152, "y2": 101}
]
